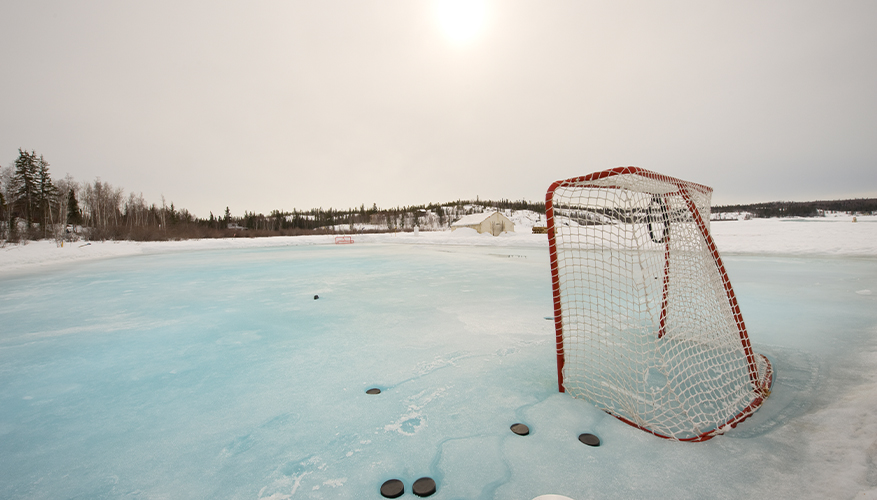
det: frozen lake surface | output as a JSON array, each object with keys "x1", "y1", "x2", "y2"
[{"x1": 1, "y1": 223, "x2": 877, "y2": 499}]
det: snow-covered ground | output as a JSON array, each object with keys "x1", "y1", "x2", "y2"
[{"x1": 2, "y1": 215, "x2": 875, "y2": 276}]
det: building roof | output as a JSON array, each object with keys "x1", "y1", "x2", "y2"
[{"x1": 451, "y1": 211, "x2": 508, "y2": 227}]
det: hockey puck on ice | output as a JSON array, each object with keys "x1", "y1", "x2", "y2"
[
  {"x1": 578, "y1": 433, "x2": 600, "y2": 446},
  {"x1": 413, "y1": 477, "x2": 437, "y2": 497},
  {"x1": 510, "y1": 423, "x2": 530, "y2": 436},
  {"x1": 366, "y1": 388, "x2": 381, "y2": 395},
  {"x1": 380, "y1": 479, "x2": 404, "y2": 498},
  {"x1": 313, "y1": 295, "x2": 319, "y2": 300}
]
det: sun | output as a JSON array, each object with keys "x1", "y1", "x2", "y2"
[{"x1": 432, "y1": 0, "x2": 488, "y2": 45}]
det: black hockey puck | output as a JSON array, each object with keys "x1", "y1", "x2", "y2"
[
  {"x1": 366, "y1": 388, "x2": 381, "y2": 395},
  {"x1": 510, "y1": 423, "x2": 530, "y2": 436},
  {"x1": 578, "y1": 433, "x2": 600, "y2": 446},
  {"x1": 313, "y1": 295, "x2": 319, "y2": 300},
  {"x1": 380, "y1": 479, "x2": 404, "y2": 498},
  {"x1": 412, "y1": 477, "x2": 436, "y2": 497}
]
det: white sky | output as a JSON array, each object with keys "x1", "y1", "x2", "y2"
[{"x1": 2, "y1": 0, "x2": 876, "y2": 217}]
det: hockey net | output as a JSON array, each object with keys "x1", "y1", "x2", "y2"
[{"x1": 546, "y1": 167, "x2": 773, "y2": 441}]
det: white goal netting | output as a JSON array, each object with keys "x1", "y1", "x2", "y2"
[{"x1": 546, "y1": 167, "x2": 773, "y2": 441}]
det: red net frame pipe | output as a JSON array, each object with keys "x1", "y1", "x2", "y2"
[{"x1": 546, "y1": 166, "x2": 767, "y2": 399}]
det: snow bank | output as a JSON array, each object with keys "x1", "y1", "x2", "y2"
[
  {"x1": 710, "y1": 215, "x2": 877, "y2": 257},
  {"x1": 2, "y1": 215, "x2": 875, "y2": 276}
]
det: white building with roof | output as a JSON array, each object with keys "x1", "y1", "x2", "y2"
[{"x1": 450, "y1": 211, "x2": 515, "y2": 236}]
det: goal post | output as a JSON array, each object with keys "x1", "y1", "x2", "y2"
[{"x1": 546, "y1": 167, "x2": 773, "y2": 441}]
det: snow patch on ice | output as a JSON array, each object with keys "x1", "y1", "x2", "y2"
[
  {"x1": 322, "y1": 478, "x2": 346, "y2": 488},
  {"x1": 384, "y1": 387, "x2": 448, "y2": 436},
  {"x1": 415, "y1": 353, "x2": 473, "y2": 376},
  {"x1": 259, "y1": 456, "x2": 324, "y2": 499},
  {"x1": 761, "y1": 345, "x2": 877, "y2": 498},
  {"x1": 384, "y1": 413, "x2": 424, "y2": 436}
]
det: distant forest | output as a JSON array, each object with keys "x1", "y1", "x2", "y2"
[
  {"x1": 0, "y1": 149, "x2": 544, "y2": 243},
  {"x1": 713, "y1": 199, "x2": 877, "y2": 218},
  {"x1": 2, "y1": 148, "x2": 872, "y2": 244}
]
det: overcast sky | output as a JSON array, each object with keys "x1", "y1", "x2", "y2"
[{"x1": 2, "y1": 0, "x2": 875, "y2": 217}]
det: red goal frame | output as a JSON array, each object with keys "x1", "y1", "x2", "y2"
[{"x1": 545, "y1": 166, "x2": 773, "y2": 441}]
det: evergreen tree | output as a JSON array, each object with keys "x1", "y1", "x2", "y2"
[
  {"x1": 12, "y1": 149, "x2": 38, "y2": 228},
  {"x1": 67, "y1": 189, "x2": 82, "y2": 225},
  {"x1": 270, "y1": 209, "x2": 284, "y2": 231},
  {"x1": 35, "y1": 155, "x2": 58, "y2": 237}
]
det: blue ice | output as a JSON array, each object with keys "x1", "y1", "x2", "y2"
[{"x1": 1, "y1": 244, "x2": 876, "y2": 499}]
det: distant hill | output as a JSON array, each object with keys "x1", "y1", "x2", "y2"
[{"x1": 713, "y1": 198, "x2": 877, "y2": 218}]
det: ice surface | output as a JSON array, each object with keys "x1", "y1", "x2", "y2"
[{"x1": 1, "y1": 216, "x2": 876, "y2": 499}]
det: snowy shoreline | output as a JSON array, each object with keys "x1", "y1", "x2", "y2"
[{"x1": 1, "y1": 215, "x2": 875, "y2": 277}]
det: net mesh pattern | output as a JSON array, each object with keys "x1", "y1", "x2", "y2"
[{"x1": 547, "y1": 168, "x2": 772, "y2": 441}]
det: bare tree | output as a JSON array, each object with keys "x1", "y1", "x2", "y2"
[
  {"x1": 80, "y1": 179, "x2": 123, "y2": 240},
  {"x1": 124, "y1": 192, "x2": 149, "y2": 229},
  {"x1": 54, "y1": 174, "x2": 79, "y2": 243},
  {"x1": 0, "y1": 164, "x2": 15, "y2": 242}
]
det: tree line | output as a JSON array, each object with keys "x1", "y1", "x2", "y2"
[
  {"x1": 9, "y1": 148, "x2": 870, "y2": 245},
  {"x1": 1, "y1": 149, "x2": 198, "y2": 242},
  {"x1": 713, "y1": 198, "x2": 877, "y2": 218},
  {"x1": 1, "y1": 149, "x2": 546, "y2": 244}
]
